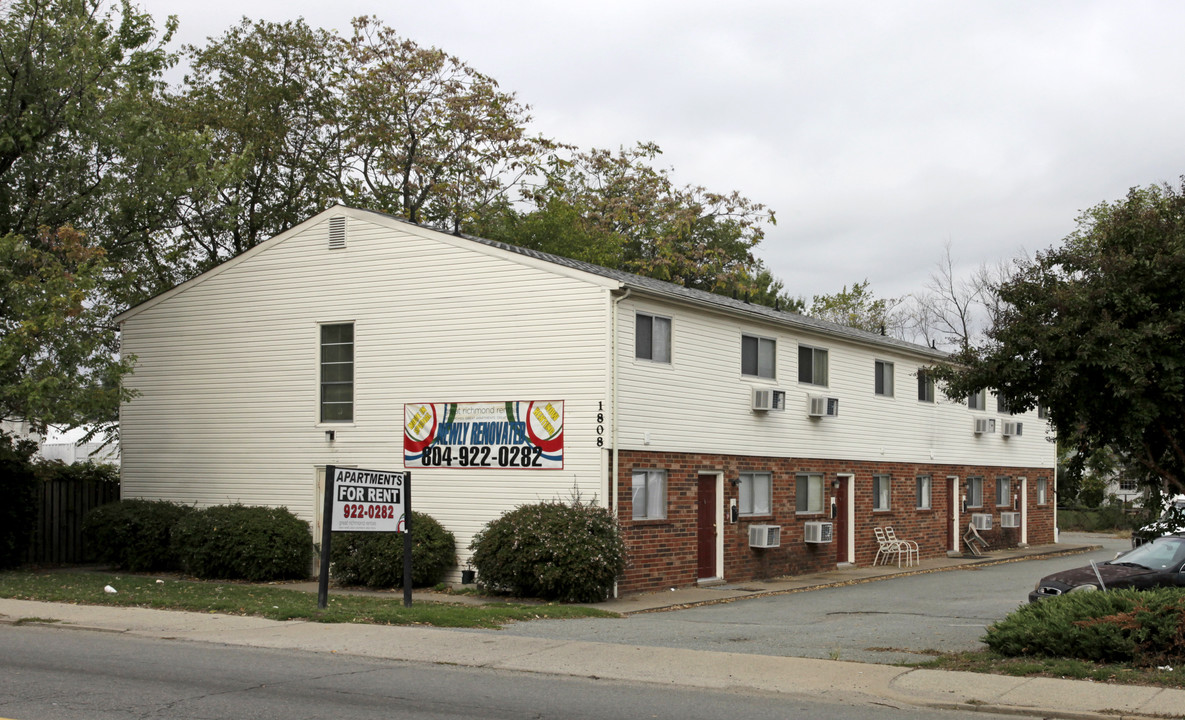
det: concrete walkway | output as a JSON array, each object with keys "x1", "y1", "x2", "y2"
[{"x1": 3, "y1": 541, "x2": 1184, "y2": 720}]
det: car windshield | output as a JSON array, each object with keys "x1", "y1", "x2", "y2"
[{"x1": 1111, "y1": 537, "x2": 1185, "y2": 570}]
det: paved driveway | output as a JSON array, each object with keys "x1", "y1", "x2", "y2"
[{"x1": 461, "y1": 532, "x2": 1130, "y2": 664}]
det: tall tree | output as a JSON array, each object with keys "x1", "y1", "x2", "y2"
[
  {"x1": 478, "y1": 143, "x2": 777, "y2": 299},
  {"x1": 166, "y1": 18, "x2": 342, "y2": 274},
  {"x1": 0, "y1": 227, "x2": 133, "y2": 431},
  {"x1": 0, "y1": 0, "x2": 175, "y2": 239},
  {"x1": 339, "y1": 17, "x2": 551, "y2": 233},
  {"x1": 935, "y1": 180, "x2": 1185, "y2": 497}
]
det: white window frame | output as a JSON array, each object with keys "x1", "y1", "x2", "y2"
[
  {"x1": 795, "y1": 472, "x2": 824, "y2": 514},
  {"x1": 917, "y1": 369, "x2": 935, "y2": 403},
  {"x1": 738, "y1": 471, "x2": 772, "y2": 516},
  {"x1": 874, "y1": 360, "x2": 894, "y2": 397},
  {"x1": 635, "y1": 312, "x2": 671, "y2": 363},
  {"x1": 966, "y1": 476, "x2": 983, "y2": 508},
  {"x1": 798, "y1": 344, "x2": 829, "y2": 386},
  {"x1": 742, "y1": 334, "x2": 776, "y2": 379},
  {"x1": 319, "y1": 322, "x2": 354, "y2": 423},
  {"x1": 916, "y1": 475, "x2": 931, "y2": 510},
  {"x1": 996, "y1": 476, "x2": 1012, "y2": 507},
  {"x1": 968, "y1": 388, "x2": 986, "y2": 411},
  {"x1": 631, "y1": 469, "x2": 667, "y2": 520},
  {"x1": 1037, "y1": 477, "x2": 1048, "y2": 505},
  {"x1": 997, "y1": 391, "x2": 1012, "y2": 415},
  {"x1": 873, "y1": 474, "x2": 891, "y2": 511}
]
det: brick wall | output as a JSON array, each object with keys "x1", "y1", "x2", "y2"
[{"x1": 615, "y1": 449, "x2": 1054, "y2": 595}]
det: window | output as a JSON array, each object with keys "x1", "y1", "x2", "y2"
[
  {"x1": 1037, "y1": 477, "x2": 1049, "y2": 505},
  {"x1": 966, "y1": 476, "x2": 983, "y2": 508},
  {"x1": 916, "y1": 475, "x2": 931, "y2": 509},
  {"x1": 1037, "y1": 404, "x2": 1048, "y2": 420},
  {"x1": 742, "y1": 334, "x2": 776, "y2": 378},
  {"x1": 997, "y1": 392, "x2": 1012, "y2": 414},
  {"x1": 795, "y1": 473, "x2": 824, "y2": 513},
  {"x1": 968, "y1": 388, "x2": 986, "y2": 411},
  {"x1": 738, "y1": 472, "x2": 772, "y2": 516},
  {"x1": 635, "y1": 313, "x2": 671, "y2": 363},
  {"x1": 917, "y1": 369, "x2": 935, "y2": 403},
  {"x1": 874, "y1": 360, "x2": 894, "y2": 397},
  {"x1": 320, "y1": 323, "x2": 354, "y2": 422},
  {"x1": 873, "y1": 474, "x2": 891, "y2": 511},
  {"x1": 631, "y1": 469, "x2": 667, "y2": 520},
  {"x1": 798, "y1": 345, "x2": 828, "y2": 386},
  {"x1": 1119, "y1": 479, "x2": 1139, "y2": 492},
  {"x1": 996, "y1": 476, "x2": 1012, "y2": 507}
]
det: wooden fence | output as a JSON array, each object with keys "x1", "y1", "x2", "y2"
[{"x1": 25, "y1": 480, "x2": 120, "y2": 565}]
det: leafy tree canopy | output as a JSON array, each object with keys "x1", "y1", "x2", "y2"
[
  {"x1": 936, "y1": 180, "x2": 1185, "y2": 497},
  {"x1": 808, "y1": 279, "x2": 899, "y2": 334},
  {"x1": 0, "y1": 227, "x2": 133, "y2": 431}
]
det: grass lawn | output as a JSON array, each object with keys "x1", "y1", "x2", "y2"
[
  {"x1": 918, "y1": 650, "x2": 1185, "y2": 689},
  {"x1": 0, "y1": 570, "x2": 617, "y2": 629}
]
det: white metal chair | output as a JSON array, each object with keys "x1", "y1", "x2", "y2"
[
  {"x1": 873, "y1": 527, "x2": 903, "y2": 567},
  {"x1": 963, "y1": 522, "x2": 990, "y2": 557},
  {"x1": 885, "y1": 526, "x2": 918, "y2": 567}
]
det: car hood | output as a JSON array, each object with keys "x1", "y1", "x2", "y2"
[{"x1": 1041, "y1": 563, "x2": 1155, "y2": 587}]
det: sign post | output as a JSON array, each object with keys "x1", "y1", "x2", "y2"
[{"x1": 318, "y1": 466, "x2": 411, "y2": 609}]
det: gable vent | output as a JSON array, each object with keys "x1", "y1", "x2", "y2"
[{"x1": 328, "y1": 216, "x2": 346, "y2": 250}]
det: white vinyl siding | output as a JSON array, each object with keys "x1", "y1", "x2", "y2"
[{"x1": 118, "y1": 210, "x2": 616, "y2": 573}]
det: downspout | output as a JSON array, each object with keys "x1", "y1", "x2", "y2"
[{"x1": 611, "y1": 288, "x2": 630, "y2": 598}]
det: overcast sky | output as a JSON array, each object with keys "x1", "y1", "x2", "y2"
[{"x1": 141, "y1": 0, "x2": 1185, "y2": 301}]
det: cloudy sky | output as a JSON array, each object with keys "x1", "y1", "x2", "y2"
[{"x1": 142, "y1": 0, "x2": 1185, "y2": 301}]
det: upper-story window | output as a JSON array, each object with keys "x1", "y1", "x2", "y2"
[
  {"x1": 742, "y1": 334, "x2": 776, "y2": 379},
  {"x1": 874, "y1": 360, "x2": 894, "y2": 397},
  {"x1": 635, "y1": 313, "x2": 671, "y2": 363},
  {"x1": 798, "y1": 345, "x2": 828, "y2": 386},
  {"x1": 968, "y1": 388, "x2": 987, "y2": 410},
  {"x1": 917, "y1": 369, "x2": 935, "y2": 403},
  {"x1": 320, "y1": 323, "x2": 354, "y2": 422},
  {"x1": 997, "y1": 391, "x2": 1012, "y2": 414}
]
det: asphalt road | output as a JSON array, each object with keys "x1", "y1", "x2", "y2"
[
  {"x1": 461, "y1": 532, "x2": 1130, "y2": 664},
  {"x1": 0, "y1": 625, "x2": 1022, "y2": 720}
]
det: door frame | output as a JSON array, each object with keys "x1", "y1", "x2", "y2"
[{"x1": 836, "y1": 473, "x2": 855, "y2": 564}]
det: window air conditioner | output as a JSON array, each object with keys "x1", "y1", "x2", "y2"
[
  {"x1": 1000, "y1": 512, "x2": 1020, "y2": 528},
  {"x1": 808, "y1": 396, "x2": 839, "y2": 418},
  {"x1": 972, "y1": 513, "x2": 993, "y2": 531},
  {"x1": 803, "y1": 521, "x2": 834, "y2": 544},
  {"x1": 973, "y1": 417, "x2": 995, "y2": 435},
  {"x1": 752, "y1": 388, "x2": 773, "y2": 411},
  {"x1": 1002, "y1": 421, "x2": 1023, "y2": 437},
  {"x1": 748, "y1": 524, "x2": 781, "y2": 548}
]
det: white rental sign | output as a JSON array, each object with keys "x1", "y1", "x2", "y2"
[{"x1": 329, "y1": 467, "x2": 407, "y2": 533}]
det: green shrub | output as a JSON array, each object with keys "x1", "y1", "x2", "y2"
[
  {"x1": 172, "y1": 504, "x2": 313, "y2": 582},
  {"x1": 329, "y1": 512, "x2": 457, "y2": 588},
  {"x1": 82, "y1": 499, "x2": 193, "y2": 571},
  {"x1": 985, "y1": 588, "x2": 1185, "y2": 665},
  {"x1": 470, "y1": 499, "x2": 626, "y2": 602},
  {"x1": 0, "y1": 432, "x2": 38, "y2": 569}
]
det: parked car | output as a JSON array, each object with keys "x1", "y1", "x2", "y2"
[
  {"x1": 1131, "y1": 494, "x2": 1185, "y2": 548},
  {"x1": 1029, "y1": 534, "x2": 1185, "y2": 602}
]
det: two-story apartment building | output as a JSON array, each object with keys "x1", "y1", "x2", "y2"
[{"x1": 116, "y1": 207, "x2": 1056, "y2": 595}]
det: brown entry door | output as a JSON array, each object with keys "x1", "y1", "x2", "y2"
[{"x1": 697, "y1": 476, "x2": 716, "y2": 579}]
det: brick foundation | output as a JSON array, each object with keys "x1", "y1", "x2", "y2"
[{"x1": 614, "y1": 450, "x2": 1054, "y2": 595}]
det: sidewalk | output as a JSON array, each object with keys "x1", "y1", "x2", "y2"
[{"x1": 4, "y1": 541, "x2": 1184, "y2": 720}]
